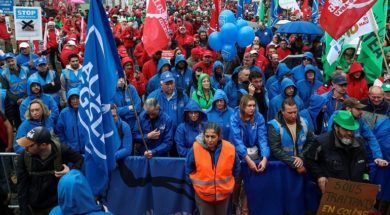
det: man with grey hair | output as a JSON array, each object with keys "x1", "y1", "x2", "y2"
[
  {"x1": 361, "y1": 86, "x2": 390, "y2": 128},
  {"x1": 134, "y1": 98, "x2": 174, "y2": 158},
  {"x1": 147, "y1": 71, "x2": 189, "y2": 130}
]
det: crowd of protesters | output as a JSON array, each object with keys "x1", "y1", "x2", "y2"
[{"x1": 1, "y1": 0, "x2": 390, "y2": 214}]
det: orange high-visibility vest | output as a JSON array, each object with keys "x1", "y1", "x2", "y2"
[{"x1": 189, "y1": 140, "x2": 236, "y2": 202}]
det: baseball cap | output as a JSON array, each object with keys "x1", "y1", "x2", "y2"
[
  {"x1": 17, "y1": 127, "x2": 52, "y2": 147},
  {"x1": 342, "y1": 98, "x2": 366, "y2": 109},
  {"x1": 382, "y1": 83, "x2": 390, "y2": 92},
  {"x1": 19, "y1": 42, "x2": 30, "y2": 49},
  {"x1": 333, "y1": 110, "x2": 360, "y2": 131},
  {"x1": 332, "y1": 74, "x2": 347, "y2": 85},
  {"x1": 250, "y1": 50, "x2": 258, "y2": 55},
  {"x1": 35, "y1": 57, "x2": 47, "y2": 66},
  {"x1": 203, "y1": 50, "x2": 213, "y2": 57},
  {"x1": 160, "y1": 71, "x2": 175, "y2": 83},
  {"x1": 66, "y1": 40, "x2": 76, "y2": 46}
]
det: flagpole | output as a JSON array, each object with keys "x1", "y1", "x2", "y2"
[
  {"x1": 374, "y1": 30, "x2": 390, "y2": 76},
  {"x1": 352, "y1": 37, "x2": 361, "y2": 62},
  {"x1": 124, "y1": 82, "x2": 149, "y2": 152}
]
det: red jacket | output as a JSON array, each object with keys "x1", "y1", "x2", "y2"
[
  {"x1": 141, "y1": 59, "x2": 158, "y2": 80},
  {"x1": 276, "y1": 47, "x2": 291, "y2": 60},
  {"x1": 346, "y1": 62, "x2": 369, "y2": 100},
  {"x1": 121, "y1": 27, "x2": 139, "y2": 48},
  {"x1": 60, "y1": 47, "x2": 80, "y2": 65},
  {"x1": 134, "y1": 42, "x2": 149, "y2": 67},
  {"x1": 46, "y1": 29, "x2": 58, "y2": 49},
  {"x1": 193, "y1": 61, "x2": 213, "y2": 75},
  {"x1": 122, "y1": 57, "x2": 147, "y2": 96},
  {"x1": 117, "y1": 45, "x2": 129, "y2": 59},
  {"x1": 0, "y1": 21, "x2": 11, "y2": 40}
]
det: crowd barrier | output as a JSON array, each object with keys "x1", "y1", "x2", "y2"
[
  {"x1": 106, "y1": 157, "x2": 390, "y2": 215},
  {"x1": 0, "y1": 152, "x2": 19, "y2": 209},
  {"x1": 3, "y1": 155, "x2": 388, "y2": 214}
]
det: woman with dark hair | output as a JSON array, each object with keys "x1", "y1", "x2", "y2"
[
  {"x1": 175, "y1": 100, "x2": 207, "y2": 157},
  {"x1": 186, "y1": 123, "x2": 240, "y2": 215},
  {"x1": 187, "y1": 66, "x2": 204, "y2": 96}
]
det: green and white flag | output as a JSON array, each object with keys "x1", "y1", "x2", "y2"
[
  {"x1": 258, "y1": 0, "x2": 266, "y2": 23},
  {"x1": 357, "y1": 0, "x2": 388, "y2": 84}
]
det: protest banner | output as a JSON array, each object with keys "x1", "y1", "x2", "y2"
[
  {"x1": 0, "y1": 0, "x2": 14, "y2": 14},
  {"x1": 317, "y1": 178, "x2": 379, "y2": 215}
]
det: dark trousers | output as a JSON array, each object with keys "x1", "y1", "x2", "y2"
[{"x1": 195, "y1": 193, "x2": 230, "y2": 215}]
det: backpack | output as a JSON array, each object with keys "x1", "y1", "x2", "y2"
[{"x1": 24, "y1": 137, "x2": 63, "y2": 176}]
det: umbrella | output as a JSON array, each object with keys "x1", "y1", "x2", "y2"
[
  {"x1": 276, "y1": 21, "x2": 324, "y2": 35},
  {"x1": 274, "y1": 20, "x2": 291, "y2": 29}
]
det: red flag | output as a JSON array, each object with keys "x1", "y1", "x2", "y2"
[
  {"x1": 209, "y1": 0, "x2": 222, "y2": 34},
  {"x1": 319, "y1": 0, "x2": 377, "y2": 40},
  {"x1": 142, "y1": 0, "x2": 170, "y2": 56},
  {"x1": 177, "y1": 0, "x2": 187, "y2": 8}
]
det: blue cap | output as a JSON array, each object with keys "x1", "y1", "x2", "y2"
[
  {"x1": 303, "y1": 52, "x2": 314, "y2": 60},
  {"x1": 4, "y1": 53, "x2": 15, "y2": 60},
  {"x1": 35, "y1": 57, "x2": 47, "y2": 66},
  {"x1": 332, "y1": 74, "x2": 347, "y2": 85},
  {"x1": 160, "y1": 71, "x2": 175, "y2": 83}
]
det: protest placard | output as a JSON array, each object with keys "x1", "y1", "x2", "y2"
[
  {"x1": 13, "y1": 7, "x2": 42, "y2": 40},
  {"x1": 317, "y1": 178, "x2": 379, "y2": 215}
]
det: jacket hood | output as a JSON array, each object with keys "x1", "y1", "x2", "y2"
[
  {"x1": 57, "y1": 170, "x2": 103, "y2": 214},
  {"x1": 67, "y1": 88, "x2": 80, "y2": 104},
  {"x1": 157, "y1": 58, "x2": 171, "y2": 74},
  {"x1": 212, "y1": 89, "x2": 229, "y2": 105},
  {"x1": 183, "y1": 99, "x2": 207, "y2": 122},
  {"x1": 308, "y1": 94, "x2": 326, "y2": 116},
  {"x1": 341, "y1": 44, "x2": 356, "y2": 55},
  {"x1": 212, "y1": 61, "x2": 224, "y2": 75},
  {"x1": 281, "y1": 78, "x2": 297, "y2": 97},
  {"x1": 276, "y1": 63, "x2": 291, "y2": 80},
  {"x1": 348, "y1": 62, "x2": 364, "y2": 75},
  {"x1": 304, "y1": 64, "x2": 316, "y2": 78},
  {"x1": 27, "y1": 76, "x2": 42, "y2": 95},
  {"x1": 197, "y1": 73, "x2": 210, "y2": 91},
  {"x1": 174, "y1": 54, "x2": 188, "y2": 69},
  {"x1": 303, "y1": 52, "x2": 314, "y2": 61}
]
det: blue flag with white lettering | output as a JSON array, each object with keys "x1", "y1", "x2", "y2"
[
  {"x1": 79, "y1": 0, "x2": 122, "y2": 196},
  {"x1": 237, "y1": 0, "x2": 244, "y2": 18},
  {"x1": 312, "y1": 0, "x2": 319, "y2": 24}
]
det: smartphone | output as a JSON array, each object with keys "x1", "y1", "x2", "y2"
[{"x1": 134, "y1": 65, "x2": 140, "y2": 73}]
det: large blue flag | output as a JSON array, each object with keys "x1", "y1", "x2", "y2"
[{"x1": 79, "y1": 0, "x2": 123, "y2": 196}]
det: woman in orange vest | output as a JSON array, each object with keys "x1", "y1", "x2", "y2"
[{"x1": 186, "y1": 123, "x2": 240, "y2": 215}]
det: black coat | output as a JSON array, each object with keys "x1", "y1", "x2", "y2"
[
  {"x1": 17, "y1": 143, "x2": 83, "y2": 215},
  {"x1": 305, "y1": 130, "x2": 369, "y2": 182}
]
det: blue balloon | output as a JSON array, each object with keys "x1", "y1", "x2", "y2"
[
  {"x1": 208, "y1": 32, "x2": 223, "y2": 51},
  {"x1": 236, "y1": 19, "x2": 248, "y2": 30},
  {"x1": 218, "y1": 10, "x2": 236, "y2": 27},
  {"x1": 221, "y1": 44, "x2": 237, "y2": 62},
  {"x1": 237, "y1": 26, "x2": 255, "y2": 48},
  {"x1": 220, "y1": 23, "x2": 238, "y2": 45}
]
